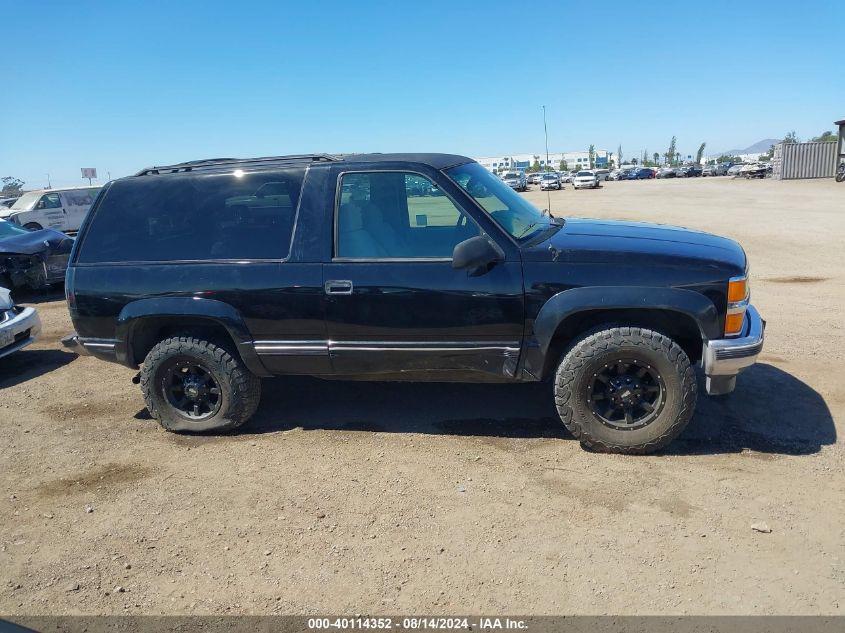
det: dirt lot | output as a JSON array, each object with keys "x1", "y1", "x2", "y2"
[{"x1": 1, "y1": 177, "x2": 843, "y2": 616}]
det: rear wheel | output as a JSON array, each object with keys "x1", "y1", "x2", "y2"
[
  {"x1": 23, "y1": 222, "x2": 43, "y2": 231},
  {"x1": 553, "y1": 327, "x2": 696, "y2": 454},
  {"x1": 141, "y1": 336, "x2": 261, "y2": 433}
]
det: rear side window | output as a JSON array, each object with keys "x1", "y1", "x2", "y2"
[{"x1": 77, "y1": 168, "x2": 305, "y2": 263}]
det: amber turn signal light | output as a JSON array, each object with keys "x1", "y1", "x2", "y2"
[
  {"x1": 727, "y1": 277, "x2": 748, "y2": 303},
  {"x1": 724, "y1": 312, "x2": 745, "y2": 336}
]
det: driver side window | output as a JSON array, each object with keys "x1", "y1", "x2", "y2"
[
  {"x1": 336, "y1": 171, "x2": 479, "y2": 259},
  {"x1": 37, "y1": 193, "x2": 62, "y2": 210}
]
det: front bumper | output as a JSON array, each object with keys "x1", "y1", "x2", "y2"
[
  {"x1": 701, "y1": 304, "x2": 765, "y2": 395},
  {"x1": 0, "y1": 306, "x2": 42, "y2": 359}
]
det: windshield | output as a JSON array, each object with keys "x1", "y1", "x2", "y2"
[
  {"x1": 542, "y1": 174, "x2": 557, "y2": 180},
  {"x1": 577, "y1": 171, "x2": 593, "y2": 177},
  {"x1": 0, "y1": 220, "x2": 29, "y2": 238},
  {"x1": 10, "y1": 191, "x2": 41, "y2": 211},
  {"x1": 501, "y1": 172, "x2": 520, "y2": 179},
  {"x1": 446, "y1": 162, "x2": 552, "y2": 241}
]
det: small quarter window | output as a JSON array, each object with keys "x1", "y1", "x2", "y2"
[{"x1": 77, "y1": 168, "x2": 305, "y2": 263}]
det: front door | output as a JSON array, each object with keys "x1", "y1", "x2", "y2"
[
  {"x1": 323, "y1": 169, "x2": 524, "y2": 380},
  {"x1": 34, "y1": 192, "x2": 66, "y2": 230}
]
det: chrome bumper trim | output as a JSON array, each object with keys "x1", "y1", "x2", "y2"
[
  {"x1": 61, "y1": 333, "x2": 116, "y2": 357},
  {"x1": 701, "y1": 305, "x2": 765, "y2": 394},
  {"x1": 0, "y1": 306, "x2": 41, "y2": 359}
]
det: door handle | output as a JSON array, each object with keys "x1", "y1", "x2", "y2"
[{"x1": 325, "y1": 280, "x2": 353, "y2": 295}]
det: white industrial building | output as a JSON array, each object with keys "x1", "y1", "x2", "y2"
[{"x1": 475, "y1": 150, "x2": 611, "y2": 173}]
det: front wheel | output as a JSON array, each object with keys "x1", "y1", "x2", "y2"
[
  {"x1": 23, "y1": 222, "x2": 43, "y2": 231},
  {"x1": 553, "y1": 327, "x2": 697, "y2": 454},
  {"x1": 836, "y1": 169, "x2": 845, "y2": 183},
  {"x1": 141, "y1": 336, "x2": 261, "y2": 433}
]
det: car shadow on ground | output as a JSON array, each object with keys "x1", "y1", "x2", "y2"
[
  {"x1": 0, "y1": 349, "x2": 77, "y2": 389},
  {"x1": 6, "y1": 287, "x2": 65, "y2": 305},
  {"x1": 241, "y1": 363, "x2": 835, "y2": 456}
]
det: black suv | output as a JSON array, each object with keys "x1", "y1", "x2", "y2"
[{"x1": 63, "y1": 153, "x2": 764, "y2": 454}]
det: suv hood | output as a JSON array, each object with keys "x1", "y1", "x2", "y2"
[{"x1": 524, "y1": 218, "x2": 747, "y2": 273}]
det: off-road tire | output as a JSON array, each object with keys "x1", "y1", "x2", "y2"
[
  {"x1": 554, "y1": 327, "x2": 697, "y2": 454},
  {"x1": 141, "y1": 336, "x2": 261, "y2": 433}
]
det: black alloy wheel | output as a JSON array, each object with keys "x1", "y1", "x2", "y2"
[
  {"x1": 161, "y1": 358, "x2": 222, "y2": 421},
  {"x1": 586, "y1": 358, "x2": 666, "y2": 430}
]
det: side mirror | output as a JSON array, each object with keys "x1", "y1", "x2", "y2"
[{"x1": 451, "y1": 236, "x2": 503, "y2": 274}]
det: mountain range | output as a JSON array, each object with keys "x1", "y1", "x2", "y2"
[{"x1": 717, "y1": 139, "x2": 780, "y2": 156}]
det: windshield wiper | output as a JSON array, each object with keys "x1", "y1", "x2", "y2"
[{"x1": 517, "y1": 222, "x2": 541, "y2": 239}]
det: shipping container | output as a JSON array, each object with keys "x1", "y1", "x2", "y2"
[{"x1": 772, "y1": 142, "x2": 837, "y2": 180}]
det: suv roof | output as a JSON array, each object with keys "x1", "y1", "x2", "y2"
[{"x1": 134, "y1": 153, "x2": 473, "y2": 177}]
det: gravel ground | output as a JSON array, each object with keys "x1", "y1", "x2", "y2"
[{"x1": 1, "y1": 176, "x2": 843, "y2": 615}]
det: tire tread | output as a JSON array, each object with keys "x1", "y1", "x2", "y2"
[
  {"x1": 553, "y1": 327, "x2": 697, "y2": 454},
  {"x1": 140, "y1": 336, "x2": 261, "y2": 433}
]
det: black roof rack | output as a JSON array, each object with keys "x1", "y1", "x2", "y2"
[{"x1": 133, "y1": 154, "x2": 339, "y2": 176}]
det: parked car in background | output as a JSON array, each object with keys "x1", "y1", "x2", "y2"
[
  {"x1": 0, "y1": 197, "x2": 19, "y2": 209},
  {"x1": 677, "y1": 165, "x2": 703, "y2": 178},
  {"x1": 656, "y1": 167, "x2": 677, "y2": 179},
  {"x1": 727, "y1": 164, "x2": 746, "y2": 177},
  {"x1": 594, "y1": 169, "x2": 610, "y2": 182},
  {"x1": 528, "y1": 173, "x2": 543, "y2": 185},
  {"x1": 703, "y1": 163, "x2": 729, "y2": 176},
  {"x1": 501, "y1": 170, "x2": 528, "y2": 192},
  {"x1": 0, "y1": 186, "x2": 101, "y2": 233},
  {"x1": 540, "y1": 172, "x2": 562, "y2": 190},
  {"x1": 607, "y1": 169, "x2": 623, "y2": 181},
  {"x1": 63, "y1": 152, "x2": 764, "y2": 454},
  {"x1": 560, "y1": 172, "x2": 575, "y2": 184},
  {"x1": 0, "y1": 285, "x2": 41, "y2": 359},
  {"x1": 573, "y1": 170, "x2": 600, "y2": 189},
  {"x1": 631, "y1": 168, "x2": 656, "y2": 180},
  {"x1": 0, "y1": 218, "x2": 74, "y2": 290}
]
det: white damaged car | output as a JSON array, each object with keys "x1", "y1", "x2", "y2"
[{"x1": 0, "y1": 287, "x2": 41, "y2": 359}]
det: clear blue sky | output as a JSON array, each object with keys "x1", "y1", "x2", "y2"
[{"x1": 2, "y1": 0, "x2": 842, "y2": 188}]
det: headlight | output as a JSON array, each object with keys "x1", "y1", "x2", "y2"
[{"x1": 725, "y1": 275, "x2": 750, "y2": 336}]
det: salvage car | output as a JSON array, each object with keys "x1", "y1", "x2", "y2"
[
  {"x1": 63, "y1": 153, "x2": 764, "y2": 454},
  {"x1": 501, "y1": 170, "x2": 528, "y2": 191},
  {"x1": 0, "y1": 286, "x2": 41, "y2": 359},
  {"x1": 573, "y1": 170, "x2": 600, "y2": 189},
  {"x1": 539, "y1": 172, "x2": 562, "y2": 190},
  {"x1": 0, "y1": 218, "x2": 74, "y2": 290}
]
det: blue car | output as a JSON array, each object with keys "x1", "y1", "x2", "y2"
[{"x1": 631, "y1": 168, "x2": 656, "y2": 180}]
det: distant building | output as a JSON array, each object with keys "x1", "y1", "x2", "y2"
[{"x1": 475, "y1": 150, "x2": 610, "y2": 173}]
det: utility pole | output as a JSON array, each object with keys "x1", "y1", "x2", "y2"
[{"x1": 46, "y1": 174, "x2": 52, "y2": 189}]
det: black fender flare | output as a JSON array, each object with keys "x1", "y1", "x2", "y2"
[
  {"x1": 532, "y1": 285, "x2": 721, "y2": 356},
  {"x1": 114, "y1": 297, "x2": 270, "y2": 377}
]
